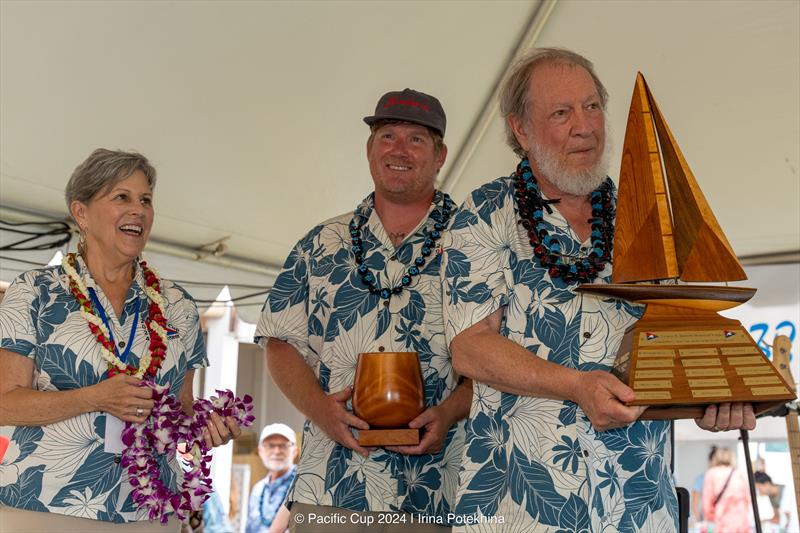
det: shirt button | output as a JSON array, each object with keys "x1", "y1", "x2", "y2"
[
  {"x1": 118, "y1": 341, "x2": 126, "y2": 348},
  {"x1": 583, "y1": 450, "x2": 589, "y2": 457},
  {"x1": 114, "y1": 456, "x2": 121, "y2": 464},
  {"x1": 378, "y1": 346, "x2": 385, "y2": 352},
  {"x1": 383, "y1": 301, "x2": 390, "y2": 307},
  {"x1": 583, "y1": 332, "x2": 592, "y2": 339}
]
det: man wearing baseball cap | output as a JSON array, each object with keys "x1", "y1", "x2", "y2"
[
  {"x1": 245, "y1": 423, "x2": 298, "y2": 533},
  {"x1": 255, "y1": 88, "x2": 471, "y2": 531}
]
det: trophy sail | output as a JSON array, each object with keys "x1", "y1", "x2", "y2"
[
  {"x1": 644, "y1": 80, "x2": 747, "y2": 282},
  {"x1": 612, "y1": 73, "x2": 678, "y2": 284}
]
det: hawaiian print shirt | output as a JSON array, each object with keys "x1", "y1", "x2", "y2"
[
  {"x1": 442, "y1": 176, "x2": 679, "y2": 532},
  {"x1": 255, "y1": 191, "x2": 465, "y2": 518},
  {"x1": 245, "y1": 465, "x2": 296, "y2": 533},
  {"x1": 0, "y1": 255, "x2": 207, "y2": 523}
]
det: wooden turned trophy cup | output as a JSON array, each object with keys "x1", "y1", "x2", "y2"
[{"x1": 352, "y1": 351, "x2": 425, "y2": 446}]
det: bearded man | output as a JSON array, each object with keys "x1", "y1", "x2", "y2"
[{"x1": 441, "y1": 48, "x2": 755, "y2": 532}]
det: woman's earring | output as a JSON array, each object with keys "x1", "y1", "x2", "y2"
[{"x1": 78, "y1": 226, "x2": 86, "y2": 254}]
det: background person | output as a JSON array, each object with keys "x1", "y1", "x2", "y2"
[
  {"x1": 245, "y1": 423, "x2": 298, "y2": 533},
  {"x1": 754, "y1": 470, "x2": 787, "y2": 532},
  {"x1": 0, "y1": 148, "x2": 240, "y2": 532},
  {"x1": 702, "y1": 447, "x2": 751, "y2": 533}
]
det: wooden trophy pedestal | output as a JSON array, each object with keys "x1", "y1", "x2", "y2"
[
  {"x1": 352, "y1": 351, "x2": 425, "y2": 447},
  {"x1": 357, "y1": 428, "x2": 419, "y2": 447},
  {"x1": 578, "y1": 284, "x2": 796, "y2": 420}
]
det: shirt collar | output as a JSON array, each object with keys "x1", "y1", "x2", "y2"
[
  {"x1": 353, "y1": 191, "x2": 445, "y2": 250},
  {"x1": 71, "y1": 253, "x2": 145, "y2": 305}
]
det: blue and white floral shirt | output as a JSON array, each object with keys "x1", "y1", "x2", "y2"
[
  {"x1": 0, "y1": 255, "x2": 207, "y2": 523},
  {"x1": 442, "y1": 177, "x2": 679, "y2": 532},
  {"x1": 255, "y1": 191, "x2": 465, "y2": 518},
  {"x1": 245, "y1": 465, "x2": 296, "y2": 533}
]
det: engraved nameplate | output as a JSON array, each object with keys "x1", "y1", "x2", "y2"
[
  {"x1": 685, "y1": 368, "x2": 725, "y2": 377},
  {"x1": 636, "y1": 359, "x2": 674, "y2": 368},
  {"x1": 638, "y1": 349, "x2": 675, "y2": 358},
  {"x1": 634, "y1": 380, "x2": 672, "y2": 389},
  {"x1": 743, "y1": 376, "x2": 781, "y2": 386},
  {"x1": 688, "y1": 378, "x2": 729, "y2": 388},
  {"x1": 635, "y1": 369, "x2": 674, "y2": 379},
  {"x1": 751, "y1": 386, "x2": 790, "y2": 396},
  {"x1": 735, "y1": 366, "x2": 774, "y2": 376},
  {"x1": 639, "y1": 330, "x2": 746, "y2": 346},
  {"x1": 720, "y1": 346, "x2": 760, "y2": 355},
  {"x1": 680, "y1": 348, "x2": 719, "y2": 357},
  {"x1": 682, "y1": 358, "x2": 721, "y2": 367},
  {"x1": 692, "y1": 388, "x2": 732, "y2": 398},
  {"x1": 636, "y1": 391, "x2": 672, "y2": 400},
  {"x1": 728, "y1": 356, "x2": 765, "y2": 366}
]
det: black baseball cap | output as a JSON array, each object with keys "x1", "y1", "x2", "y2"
[{"x1": 363, "y1": 88, "x2": 446, "y2": 137}]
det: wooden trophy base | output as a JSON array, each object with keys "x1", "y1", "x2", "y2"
[
  {"x1": 577, "y1": 284, "x2": 796, "y2": 420},
  {"x1": 358, "y1": 428, "x2": 419, "y2": 446}
]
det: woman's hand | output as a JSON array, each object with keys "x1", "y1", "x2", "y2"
[
  {"x1": 202, "y1": 412, "x2": 242, "y2": 448},
  {"x1": 89, "y1": 374, "x2": 154, "y2": 423}
]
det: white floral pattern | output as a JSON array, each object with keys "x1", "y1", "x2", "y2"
[
  {"x1": 442, "y1": 176, "x2": 679, "y2": 532},
  {"x1": 255, "y1": 192, "x2": 465, "y2": 517},
  {"x1": 0, "y1": 255, "x2": 207, "y2": 523}
]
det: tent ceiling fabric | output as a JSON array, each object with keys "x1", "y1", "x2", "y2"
[{"x1": 2, "y1": 1, "x2": 798, "y2": 324}]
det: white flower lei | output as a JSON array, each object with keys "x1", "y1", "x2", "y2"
[{"x1": 62, "y1": 253, "x2": 168, "y2": 378}]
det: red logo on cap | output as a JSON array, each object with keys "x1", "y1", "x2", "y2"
[{"x1": 384, "y1": 96, "x2": 430, "y2": 112}]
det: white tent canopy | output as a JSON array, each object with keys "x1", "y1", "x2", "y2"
[{"x1": 2, "y1": 0, "x2": 798, "y2": 324}]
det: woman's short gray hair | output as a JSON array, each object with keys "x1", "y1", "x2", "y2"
[
  {"x1": 499, "y1": 48, "x2": 609, "y2": 158},
  {"x1": 65, "y1": 148, "x2": 156, "y2": 216}
]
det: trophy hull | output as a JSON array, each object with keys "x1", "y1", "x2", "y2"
[
  {"x1": 353, "y1": 352, "x2": 425, "y2": 445},
  {"x1": 577, "y1": 284, "x2": 795, "y2": 420}
]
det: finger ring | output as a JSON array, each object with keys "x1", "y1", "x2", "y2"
[{"x1": 136, "y1": 408, "x2": 144, "y2": 417}]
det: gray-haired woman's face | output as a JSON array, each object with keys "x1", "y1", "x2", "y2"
[{"x1": 72, "y1": 170, "x2": 154, "y2": 262}]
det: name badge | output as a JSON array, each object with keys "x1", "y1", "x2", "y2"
[{"x1": 104, "y1": 414, "x2": 125, "y2": 454}]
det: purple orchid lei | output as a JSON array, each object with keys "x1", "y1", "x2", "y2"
[{"x1": 121, "y1": 382, "x2": 255, "y2": 523}]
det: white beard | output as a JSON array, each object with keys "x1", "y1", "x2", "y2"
[{"x1": 529, "y1": 134, "x2": 612, "y2": 196}]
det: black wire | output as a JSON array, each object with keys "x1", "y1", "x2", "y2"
[
  {"x1": 0, "y1": 217, "x2": 273, "y2": 295},
  {"x1": 193, "y1": 289, "x2": 271, "y2": 304},
  {"x1": 1, "y1": 233, "x2": 71, "y2": 251},
  {"x1": 3, "y1": 226, "x2": 67, "y2": 236},
  {"x1": 172, "y1": 280, "x2": 269, "y2": 289},
  {"x1": 1, "y1": 219, "x2": 72, "y2": 251},
  {"x1": 1, "y1": 219, "x2": 70, "y2": 230},
  {"x1": 0, "y1": 254, "x2": 273, "y2": 300}
]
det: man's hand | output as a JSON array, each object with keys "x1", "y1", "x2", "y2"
[
  {"x1": 695, "y1": 403, "x2": 755, "y2": 432},
  {"x1": 572, "y1": 370, "x2": 646, "y2": 431},
  {"x1": 384, "y1": 405, "x2": 453, "y2": 455},
  {"x1": 312, "y1": 386, "x2": 372, "y2": 457}
]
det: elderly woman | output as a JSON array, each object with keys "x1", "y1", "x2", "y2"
[{"x1": 0, "y1": 149, "x2": 241, "y2": 532}]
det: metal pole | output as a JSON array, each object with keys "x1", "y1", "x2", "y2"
[{"x1": 740, "y1": 429, "x2": 762, "y2": 533}]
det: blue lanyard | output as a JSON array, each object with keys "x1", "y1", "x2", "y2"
[{"x1": 87, "y1": 287, "x2": 140, "y2": 363}]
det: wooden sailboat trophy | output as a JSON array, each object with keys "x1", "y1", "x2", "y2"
[{"x1": 577, "y1": 73, "x2": 795, "y2": 419}]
